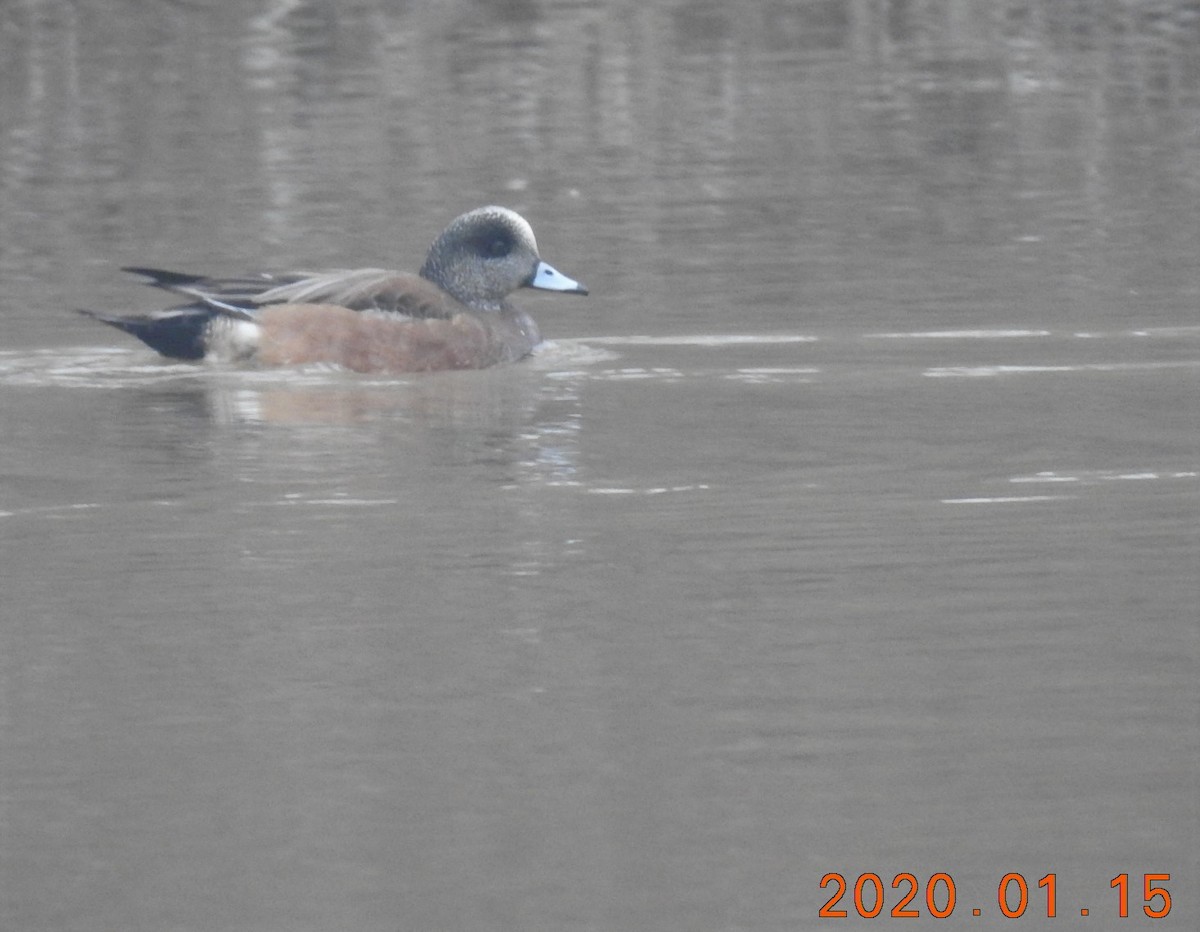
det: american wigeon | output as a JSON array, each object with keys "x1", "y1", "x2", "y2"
[{"x1": 79, "y1": 206, "x2": 587, "y2": 372}]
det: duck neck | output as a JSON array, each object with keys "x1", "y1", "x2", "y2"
[{"x1": 500, "y1": 306, "x2": 540, "y2": 354}]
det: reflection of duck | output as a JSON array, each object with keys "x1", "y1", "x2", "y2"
[{"x1": 79, "y1": 206, "x2": 587, "y2": 373}]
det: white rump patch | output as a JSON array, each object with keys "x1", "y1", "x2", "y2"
[{"x1": 207, "y1": 317, "x2": 261, "y2": 362}]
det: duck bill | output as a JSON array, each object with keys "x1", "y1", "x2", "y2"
[{"x1": 527, "y1": 260, "x2": 588, "y2": 295}]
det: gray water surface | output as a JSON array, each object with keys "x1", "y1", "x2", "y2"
[{"x1": 2, "y1": 3, "x2": 1198, "y2": 931}]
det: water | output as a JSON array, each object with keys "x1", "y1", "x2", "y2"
[{"x1": 1, "y1": 2, "x2": 1198, "y2": 930}]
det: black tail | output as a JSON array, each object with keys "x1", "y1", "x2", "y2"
[{"x1": 77, "y1": 307, "x2": 216, "y2": 360}]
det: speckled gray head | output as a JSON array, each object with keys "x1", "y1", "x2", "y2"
[{"x1": 419, "y1": 205, "x2": 587, "y2": 310}]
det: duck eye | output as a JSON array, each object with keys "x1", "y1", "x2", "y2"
[{"x1": 469, "y1": 227, "x2": 515, "y2": 259}]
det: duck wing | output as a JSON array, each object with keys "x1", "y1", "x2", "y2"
[
  {"x1": 123, "y1": 267, "x2": 459, "y2": 320},
  {"x1": 254, "y1": 270, "x2": 459, "y2": 319}
]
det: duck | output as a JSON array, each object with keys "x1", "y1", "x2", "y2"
[{"x1": 79, "y1": 206, "x2": 587, "y2": 372}]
